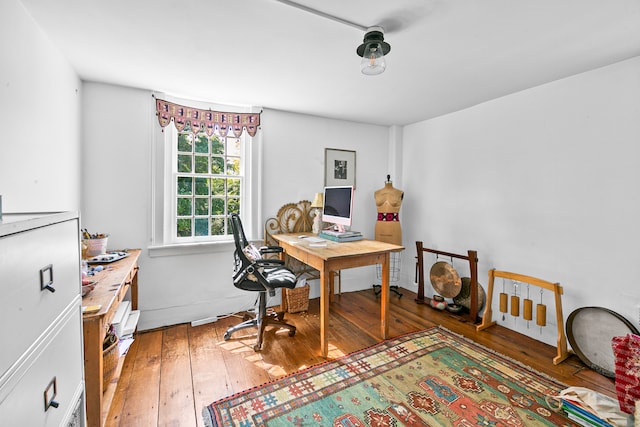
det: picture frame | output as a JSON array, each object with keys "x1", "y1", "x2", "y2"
[{"x1": 324, "y1": 148, "x2": 356, "y2": 188}]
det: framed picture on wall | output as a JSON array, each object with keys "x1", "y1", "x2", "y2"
[{"x1": 325, "y1": 148, "x2": 356, "y2": 188}]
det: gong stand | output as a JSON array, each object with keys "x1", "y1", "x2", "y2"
[
  {"x1": 415, "y1": 241, "x2": 479, "y2": 323},
  {"x1": 476, "y1": 269, "x2": 569, "y2": 365}
]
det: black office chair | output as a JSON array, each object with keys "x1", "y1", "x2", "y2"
[{"x1": 223, "y1": 213, "x2": 297, "y2": 351}]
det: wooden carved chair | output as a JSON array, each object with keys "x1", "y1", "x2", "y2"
[{"x1": 265, "y1": 200, "x2": 341, "y2": 293}]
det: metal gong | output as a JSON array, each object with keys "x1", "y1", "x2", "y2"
[
  {"x1": 453, "y1": 277, "x2": 486, "y2": 312},
  {"x1": 429, "y1": 261, "x2": 462, "y2": 298}
]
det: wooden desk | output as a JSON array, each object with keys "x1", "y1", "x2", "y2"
[
  {"x1": 272, "y1": 234, "x2": 403, "y2": 357},
  {"x1": 82, "y1": 249, "x2": 140, "y2": 427}
]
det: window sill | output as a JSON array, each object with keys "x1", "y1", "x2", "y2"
[{"x1": 148, "y1": 240, "x2": 235, "y2": 257}]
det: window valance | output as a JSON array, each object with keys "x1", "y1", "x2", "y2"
[{"x1": 155, "y1": 98, "x2": 260, "y2": 137}]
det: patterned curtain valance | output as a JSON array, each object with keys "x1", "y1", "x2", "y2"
[{"x1": 155, "y1": 98, "x2": 260, "y2": 137}]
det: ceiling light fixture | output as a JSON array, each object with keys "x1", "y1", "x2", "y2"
[
  {"x1": 356, "y1": 27, "x2": 391, "y2": 76},
  {"x1": 273, "y1": 0, "x2": 391, "y2": 76}
]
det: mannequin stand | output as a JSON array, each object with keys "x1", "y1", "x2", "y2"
[
  {"x1": 373, "y1": 284, "x2": 403, "y2": 297},
  {"x1": 372, "y1": 251, "x2": 403, "y2": 298}
]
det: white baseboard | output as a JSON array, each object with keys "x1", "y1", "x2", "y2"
[{"x1": 191, "y1": 316, "x2": 218, "y2": 327}]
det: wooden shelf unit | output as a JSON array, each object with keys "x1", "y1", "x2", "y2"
[{"x1": 82, "y1": 249, "x2": 140, "y2": 427}]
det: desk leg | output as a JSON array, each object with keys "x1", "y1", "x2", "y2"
[
  {"x1": 329, "y1": 271, "x2": 335, "y2": 303},
  {"x1": 381, "y1": 252, "x2": 390, "y2": 339},
  {"x1": 83, "y1": 317, "x2": 104, "y2": 427},
  {"x1": 320, "y1": 265, "x2": 330, "y2": 358}
]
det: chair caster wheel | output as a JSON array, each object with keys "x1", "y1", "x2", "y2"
[
  {"x1": 288, "y1": 329, "x2": 296, "y2": 337},
  {"x1": 253, "y1": 344, "x2": 262, "y2": 351},
  {"x1": 223, "y1": 331, "x2": 231, "y2": 341}
]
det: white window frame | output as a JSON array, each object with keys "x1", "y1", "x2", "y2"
[{"x1": 149, "y1": 94, "x2": 262, "y2": 257}]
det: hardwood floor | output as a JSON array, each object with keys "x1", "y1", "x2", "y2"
[{"x1": 105, "y1": 287, "x2": 615, "y2": 427}]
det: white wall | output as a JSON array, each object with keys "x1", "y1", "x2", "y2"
[
  {"x1": 10, "y1": 0, "x2": 638, "y2": 340},
  {"x1": 81, "y1": 83, "x2": 390, "y2": 330},
  {"x1": 0, "y1": 0, "x2": 81, "y2": 213},
  {"x1": 261, "y1": 109, "x2": 390, "y2": 241},
  {"x1": 402, "y1": 56, "x2": 640, "y2": 345},
  {"x1": 262, "y1": 109, "x2": 391, "y2": 294}
]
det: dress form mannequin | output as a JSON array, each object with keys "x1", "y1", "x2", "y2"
[
  {"x1": 374, "y1": 175, "x2": 403, "y2": 246},
  {"x1": 373, "y1": 175, "x2": 404, "y2": 297}
]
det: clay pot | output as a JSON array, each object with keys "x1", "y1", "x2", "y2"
[{"x1": 430, "y1": 295, "x2": 447, "y2": 310}]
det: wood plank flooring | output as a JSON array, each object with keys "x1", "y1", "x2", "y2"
[{"x1": 105, "y1": 287, "x2": 615, "y2": 427}]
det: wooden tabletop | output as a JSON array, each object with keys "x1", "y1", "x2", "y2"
[
  {"x1": 272, "y1": 233, "x2": 404, "y2": 260},
  {"x1": 82, "y1": 249, "x2": 141, "y2": 318}
]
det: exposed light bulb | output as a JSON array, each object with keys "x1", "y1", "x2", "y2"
[
  {"x1": 369, "y1": 47, "x2": 379, "y2": 66},
  {"x1": 361, "y1": 41, "x2": 386, "y2": 75}
]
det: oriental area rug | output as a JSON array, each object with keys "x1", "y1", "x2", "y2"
[{"x1": 203, "y1": 327, "x2": 579, "y2": 427}]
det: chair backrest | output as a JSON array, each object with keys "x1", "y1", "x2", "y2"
[
  {"x1": 230, "y1": 212, "x2": 250, "y2": 255},
  {"x1": 229, "y1": 213, "x2": 259, "y2": 286},
  {"x1": 230, "y1": 213, "x2": 296, "y2": 295}
]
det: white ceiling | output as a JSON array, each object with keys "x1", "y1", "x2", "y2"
[{"x1": 19, "y1": 0, "x2": 640, "y2": 126}]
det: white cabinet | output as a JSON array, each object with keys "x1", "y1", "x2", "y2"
[{"x1": 0, "y1": 212, "x2": 85, "y2": 427}]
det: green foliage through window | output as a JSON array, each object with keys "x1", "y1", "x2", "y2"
[{"x1": 175, "y1": 131, "x2": 243, "y2": 239}]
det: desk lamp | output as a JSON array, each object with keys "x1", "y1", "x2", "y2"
[{"x1": 311, "y1": 192, "x2": 323, "y2": 234}]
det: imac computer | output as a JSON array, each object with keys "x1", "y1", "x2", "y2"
[{"x1": 322, "y1": 185, "x2": 354, "y2": 233}]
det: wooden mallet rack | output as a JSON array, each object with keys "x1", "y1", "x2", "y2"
[{"x1": 476, "y1": 269, "x2": 569, "y2": 365}]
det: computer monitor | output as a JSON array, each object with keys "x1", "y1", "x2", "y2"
[{"x1": 322, "y1": 185, "x2": 354, "y2": 232}]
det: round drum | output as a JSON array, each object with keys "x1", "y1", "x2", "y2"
[
  {"x1": 566, "y1": 306, "x2": 639, "y2": 378},
  {"x1": 429, "y1": 261, "x2": 462, "y2": 298}
]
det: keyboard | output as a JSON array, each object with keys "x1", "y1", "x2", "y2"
[{"x1": 305, "y1": 236, "x2": 326, "y2": 243}]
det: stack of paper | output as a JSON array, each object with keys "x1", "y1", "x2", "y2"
[
  {"x1": 561, "y1": 399, "x2": 614, "y2": 427},
  {"x1": 112, "y1": 301, "x2": 140, "y2": 339},
  {"x1": 319, "y1": 230, "x2": 363, "y2": 242}
]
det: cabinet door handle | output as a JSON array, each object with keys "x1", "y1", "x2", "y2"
[
  {"x1": 43, "y1": 377, "x2": 59, "y2": 411},
  {"x1": 40, "y1": 264, "x2": 55, "y2": 293}
]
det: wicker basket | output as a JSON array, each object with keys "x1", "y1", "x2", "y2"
[
  {"x1": 286, "y1": 283, "x2": 310, "y2": 313},
  {"x1": 102, "y1": 333, "x2": 119, "y2": 390}
]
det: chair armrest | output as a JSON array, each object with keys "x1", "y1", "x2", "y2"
[
  {"x1": 254, "y1": 259, "x2": 285, "y2": 267},
  {"x1": 259, "y1": 245, "x2": 283, "y2": 254}
]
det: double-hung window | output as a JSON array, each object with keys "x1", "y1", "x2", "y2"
[
  {"x1": 150, "y1": 95, "x2": 260, "y2": 254},
  {"x1": 174, "y1": 129, "x2": 243, "y2": 240}
]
